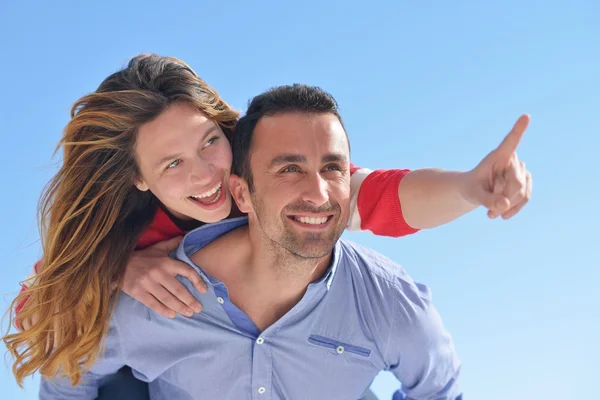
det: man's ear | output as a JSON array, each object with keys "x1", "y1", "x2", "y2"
[
  {"x1": 133, "y1": 176, "x2": 149, "y2": 192},
  {"x1": 229, "y1": 174, "x2": 253, "y2": 213}
]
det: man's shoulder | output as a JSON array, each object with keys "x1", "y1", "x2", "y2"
[
  {"x1": 110, "y1": 290, "x2": 160, "y2": 336},
  {"x1": 336, "y1": 239, "x2": 432, "y2": 303},
  {"x1": 338, "y1": 239, "x2": 411, "y2": 283}
]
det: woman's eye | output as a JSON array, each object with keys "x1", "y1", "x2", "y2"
[
  {"x1": 166, "y1": 159, "x2": 181, "y2": 169},
  {"x1": 203, "y1": 136, "x2": 220, "y2": 148}
]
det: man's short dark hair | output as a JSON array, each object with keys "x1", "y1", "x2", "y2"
[{"x1": 232, "y1": 84, "x2": 346, "y2": 191}]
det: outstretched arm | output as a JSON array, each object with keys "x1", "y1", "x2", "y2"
[{"x1": 348, "y1": 115, "x2": 532, "y2": 234}]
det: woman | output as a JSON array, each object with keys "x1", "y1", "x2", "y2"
[{"x1": 3, "y1": 54, "x2": 419, "y2": 387}]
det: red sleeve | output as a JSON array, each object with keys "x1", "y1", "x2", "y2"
[{"x1": 348, "y1": 163, "x2": 419, "y2": 237}]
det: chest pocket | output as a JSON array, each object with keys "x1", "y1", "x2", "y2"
[{"x1": 307, "y1": 334, "x2": 371, "y2": 358}]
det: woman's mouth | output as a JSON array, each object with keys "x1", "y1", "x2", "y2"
[{"x1": 189, "y1": 182, "x2": 223, "y2": 205}]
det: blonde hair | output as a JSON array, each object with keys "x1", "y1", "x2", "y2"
[{"x1": 3, "y1": 54, "x2": 239, "y2": 385}]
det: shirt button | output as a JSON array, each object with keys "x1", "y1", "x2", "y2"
[
  {"x1": 216, "y1": 297, "x2": 224, "y2": 304},
  {"x1": 256, "y1": 337, "x2": 265, "y2": 345},
  {"x1": 336, "y1": 345, "x2": 344, "y2": 354},
  {"x1": 257, "y1": 386, "x2": 266, "y2": 394}
]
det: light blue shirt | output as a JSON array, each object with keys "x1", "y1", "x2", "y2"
[{"x1": 40, "y1": 217, "x2": 462, "y2": 400}]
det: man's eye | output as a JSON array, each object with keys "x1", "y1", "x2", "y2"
[
  {"x1": 166, "y1": 159, "x2": 181, "y2": 169},
  {"x1": 323, "y1": 164, "x2": 342, "y2": 172},
  {"x1": 282, "y1": 165, "x2": 300, "y2": 173}
]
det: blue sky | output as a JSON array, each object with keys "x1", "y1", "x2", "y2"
[{"x1": 1, "y1": 1, "x2": 598, "y2": 399}]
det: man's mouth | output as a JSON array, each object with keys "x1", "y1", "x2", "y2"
[{"x1": 287, "y1": 215, "x2": 333, "y2": 226}]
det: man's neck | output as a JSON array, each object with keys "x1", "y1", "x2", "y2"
[{"x1": 191, "y1": 224, "x2": 332, "y2": 332}]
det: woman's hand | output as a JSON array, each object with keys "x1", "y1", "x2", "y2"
[{"x1": 122, "y1": 236, "x2": 207, "y2": 318}]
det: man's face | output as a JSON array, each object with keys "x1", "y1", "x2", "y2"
[{"x1": 241, "y1": 112, "x2": 351, "y2": 260}]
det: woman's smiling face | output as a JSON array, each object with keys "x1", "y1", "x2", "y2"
[{"x1": 134, "y1": 102, "x2": 233, "y2": 223}]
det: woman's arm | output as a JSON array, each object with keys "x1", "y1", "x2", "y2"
[{"x1": 348, "y1": 115, "x2": 532, "y2": 235}]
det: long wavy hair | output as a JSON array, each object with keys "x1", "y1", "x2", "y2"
[{"x1": 2, "y1": 54, "x2": 239, "y2": 386}]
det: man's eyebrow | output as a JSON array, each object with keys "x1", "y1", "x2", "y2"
[
  {"x1": 268, "y1": 154, "x2": 307, "y2": 168},
  {"x1": 267, "y1": 153, "x2": 349, "y2": 169},
  {"x1": 154, "y1": 126, "x2": 219, "y2": 168},
  {"x1": 322, "y1": 153, "x2": 348, "y2": 163}
]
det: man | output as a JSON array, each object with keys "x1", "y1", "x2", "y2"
[{"x1": 40, "y1": 84, "x2": 467, "y2": 399}]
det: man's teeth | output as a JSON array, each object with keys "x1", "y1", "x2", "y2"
[
  {"x1": 294, "y1": 216, "x2": 328, "y2": 225},
  {"x1": 191, "y1": 182, "x2": 222, "y2": 199}
]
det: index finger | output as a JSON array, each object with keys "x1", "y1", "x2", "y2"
[{"x1": 495, "y1": 114, "x2": 530, "y2": 160}]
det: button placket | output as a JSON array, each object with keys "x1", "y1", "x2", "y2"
[{"x1": 251, "y1": 333, "x2": 272, "y2": 400}]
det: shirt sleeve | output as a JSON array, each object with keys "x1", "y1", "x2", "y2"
[
  {"x1": 385, "y1": 281, "x2": 462, "y2": 400},
  {"x1": 39, "y1": 318, "x2": 126, "y2": 400},
  {"x1": 348, "y1": 164, "x2": 419, "y2": 237}
]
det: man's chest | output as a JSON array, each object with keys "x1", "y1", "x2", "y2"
[
  {"x1": 144, "y1": 329, "x2": 383, "y2": 400},
  {"x1": 126, "y1": 296, "x2": 388, "y2": 400}
]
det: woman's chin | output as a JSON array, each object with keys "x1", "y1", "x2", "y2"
[{"x1": 187, "y1": 195, "x2": 232, "y2": 224}]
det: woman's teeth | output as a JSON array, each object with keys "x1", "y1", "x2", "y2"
[
  {"x1": 190, "y1": 182, "x2": 222, "y2": 204},
  {"x1": 192, "y1": 182, "x2": 222, "y2": 199}
]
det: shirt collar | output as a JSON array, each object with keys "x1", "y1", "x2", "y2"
[{"x1": 174, "y1": 216, "x2": 342, "y2": 290}]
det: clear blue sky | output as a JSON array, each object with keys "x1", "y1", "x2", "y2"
[{"x1": 1, "y1": 1, "x2": 598, "y2": 399}]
